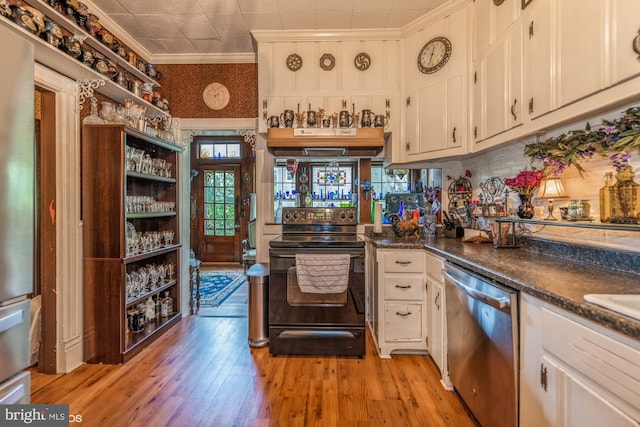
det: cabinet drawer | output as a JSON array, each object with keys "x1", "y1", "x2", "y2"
[
  {"x1": 542, "y1": 308, "x2": 640, "y2": 411},
  {"x1": 425, "y1": 253, "x2": 444, "y2": 281},
  {"x1": 382, "y1": 252, "x2": 424, "y2": 273},
  {"x1": 383, "y1": 274, "x2": 424, "y2": 300},
  {"x1": 384, "y1": 304, "x2": 423, "y2": 341}
]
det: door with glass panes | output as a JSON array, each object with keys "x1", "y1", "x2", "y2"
[{"x1": 198, "y1": 165, "x2": 241, "y2": 263}]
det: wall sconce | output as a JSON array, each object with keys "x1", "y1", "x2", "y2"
[{"x1": 537, "y1": 177, "x2": 568, "y2": 220}]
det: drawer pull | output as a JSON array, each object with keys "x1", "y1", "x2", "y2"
[
  {"x1": 435, "y1": 291, "x2": 441, "y2": 310},
  {"x1": 395, "y1": 284, "x2": 412, "y2": 289},
  {"x1": 395, "y1": 311, "x2": 412, "y2": 317},
  {"x1": 395, "y1": 260, "x2": 411, "y2": 266}
]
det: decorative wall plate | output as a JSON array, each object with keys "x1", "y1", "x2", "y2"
[
  {"x1": 286, "y1": 53, "x2": 303, "y2": 71},
  {"x1": 354, "y1": 52, "x2": 371, "y2": 71},
  {"x1": 319, "y1": 53, "x2": 335, "y2": 71},
  {"x1": 202, "y1": 82, "x2": 230, "y2": 110}
]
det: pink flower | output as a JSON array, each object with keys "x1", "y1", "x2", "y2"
[{"x1": 505, "y1": 169, "x2": 543, "y2": 195}]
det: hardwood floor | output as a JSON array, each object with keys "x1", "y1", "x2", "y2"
[{"x1": 30, "y1": 316, "x2": 479, "y2": 427}]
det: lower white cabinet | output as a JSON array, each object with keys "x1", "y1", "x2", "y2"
[
  {"x1": 373, "y1": 249, "x2": 428, "y2": 358},
  {"x1": 425, "y1": 253, "x2": 452, "y2": 389},
  {"x1": 520, "y1": 294, "x2": 640, "y2": 426}
]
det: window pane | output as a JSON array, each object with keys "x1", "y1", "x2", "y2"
[{"x1": 203, "y1": 168, "x2": 236, "y2": 237}]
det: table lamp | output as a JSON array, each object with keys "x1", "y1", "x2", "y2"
[{"x1": 537, "y1": 177, "x2": 568, "y2": 220}]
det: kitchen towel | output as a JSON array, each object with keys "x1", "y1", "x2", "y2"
[
  {"x1": 374, "y1": 201, "x2": 383, "y2": 233},
  {"x1": 295, "y1": 254, "x2": 350, "y2": 293}
]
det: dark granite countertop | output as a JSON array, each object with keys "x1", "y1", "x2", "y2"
[{"x1": 366, "y1": 232, "x2": 640, "y2": 341}]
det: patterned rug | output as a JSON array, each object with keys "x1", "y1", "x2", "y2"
[{"x1": 196, "y1": 270, "x2": 247, "y2": 308}]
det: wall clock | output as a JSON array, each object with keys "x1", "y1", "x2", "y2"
[
  {"x1": 202, "y1": 82, "x2": 230, "y2": 110},
  {"x1": 417, "y1": 37, "x2": 452, "y2": 74}
]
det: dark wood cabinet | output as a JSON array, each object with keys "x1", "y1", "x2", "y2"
[{"x1": 82, "y1": 124, "x2": 181, "y2": 364}]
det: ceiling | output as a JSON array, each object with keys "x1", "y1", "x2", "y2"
[{"x1": 87, "y1": 0, "x2": 450, "y2": 62}]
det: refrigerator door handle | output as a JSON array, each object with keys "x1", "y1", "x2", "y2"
[{"x1": 0, "y1": 309, "x2": 25, "y2": 334}]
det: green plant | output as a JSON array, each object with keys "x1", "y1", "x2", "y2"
[{"x1": 523, "y1": 106, "x2": 640, "y2": 175}]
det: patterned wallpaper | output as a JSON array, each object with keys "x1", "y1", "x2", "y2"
[{"x1": 159, "y1": 63, "x2": 258, "y2": 119}]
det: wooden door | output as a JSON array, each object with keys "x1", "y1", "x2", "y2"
[{"x1": 196, "y1": 165, "x2": 242, "y2": 263}]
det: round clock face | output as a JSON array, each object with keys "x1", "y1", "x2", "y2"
[
  {"x1": 418, "y1": 37, "x2": 452, "y2": 74},
  {"x1": 203, "y1": 83, "x2": 230, "y2": 110}
]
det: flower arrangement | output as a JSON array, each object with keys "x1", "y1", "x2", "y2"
[
  {"x1": 423, "y1": 186, "x2": 441, "y2": 203},
  {"x1": 523, "y1": 106, "x2": 640, "y2": 175},
  {"x1": 504, "y1": 169, "x2": 544, "y2": 195}
]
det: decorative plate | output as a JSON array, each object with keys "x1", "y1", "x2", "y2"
[
  {"x1": 319, "y1": 53, "x2": 335, "y2": 71},
  {"x1": 354, "y1": 52, "x2": 371, "y2": 71},
  {"x1": 286, "y1": 53, "x2": 303, "y2": 71},
  {"x1": 203, "y1": 82, "x2": 230, "y2": 110}
]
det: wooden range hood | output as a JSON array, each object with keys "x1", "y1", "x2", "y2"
[{"x1": 266, "y1": 128, "x2": 386, "y2": 157}]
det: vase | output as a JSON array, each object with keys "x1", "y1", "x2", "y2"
[
  {"x1": 609, "y1": 165, "x2": 640, "y2": 224},
  {"x1": 517, "y1": 193, "x2": 535, "y2": 219}
]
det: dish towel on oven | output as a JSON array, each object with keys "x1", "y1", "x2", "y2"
[{"x1": 295, "y1": 254, "x2": 350, "y2": 293}]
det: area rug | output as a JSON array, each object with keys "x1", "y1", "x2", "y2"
[{"x1": 196, "y1": 270, "x2": 247, "y2": 308}]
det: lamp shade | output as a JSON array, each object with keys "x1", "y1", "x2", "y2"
[{"x1": 537, "y1": 177, "x2": 567, "y2": 199}]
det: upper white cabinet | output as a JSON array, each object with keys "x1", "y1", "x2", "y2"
[
  {"x1": 399, "y1": 2, "x2": 471, "y2": 164},
  {"x1": 474, "y1": 0, "x2": 640, "y2": 152},
  {"x1": 473, "y1": 23, "x2": 524, "y2": 142},
  {"x1": 253, "y1": 31, "x2": 401, "y2": 135}
]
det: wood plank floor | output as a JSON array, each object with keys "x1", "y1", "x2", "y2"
[{"x1": 30, "y1": 315, "x2": 479, "y2": 427}]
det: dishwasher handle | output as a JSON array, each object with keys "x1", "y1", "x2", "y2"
[{"x1": 443, "y1": 269, "x2": 511, "y2": 312}]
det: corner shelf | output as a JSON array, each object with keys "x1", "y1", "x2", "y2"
[{"x1": 495, "y1": 217, "x2": 640, "y2": 232}]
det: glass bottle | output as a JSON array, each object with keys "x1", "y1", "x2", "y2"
[
  {"x1": 609, "y1": 165, "x2": 640, "y2": 224},
  {"x1": 145, "y1": 296, "x2": 155, "y2": 321},
  {"x1": 274, "y1": 198, "x2": 283, "y2": 224},
  {"x1": 161, "y1": 291, "x2": 173, "y2": 318},
  {"x1": 599, "y1": 172, "x2": 614, "y2": 222}
]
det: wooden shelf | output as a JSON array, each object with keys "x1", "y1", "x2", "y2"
[
  {"x1": 83, "y1": 124, "x2": 181, "y2": 364},
  {"x1": 0, "y1": 16, "x2": 167, "y2": 117},
  {"x1": 126, "y1": 171, "x2": 176, "y2": 183}
]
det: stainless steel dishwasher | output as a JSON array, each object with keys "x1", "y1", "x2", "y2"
[{"x1": 444, "y1": 264, "x2": 519, "y2": 427}]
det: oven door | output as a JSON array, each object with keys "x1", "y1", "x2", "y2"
[{"x1": 268, "y1": 247, "x2": 366, "y2": 357}]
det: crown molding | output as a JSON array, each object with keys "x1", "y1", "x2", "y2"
[
  {"x1": 151, "y1": 52, "x2": 257, "y2": 65},
  {"x1": 401, "y1": 0, "x2": 470, "y2": 36},
  {"x1": 251, "y1": 28, "x2": 403, "y2": 44}
]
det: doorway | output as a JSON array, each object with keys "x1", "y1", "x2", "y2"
[{"x1": 190, "y1": 136, "x2": 253, "y2": 264}]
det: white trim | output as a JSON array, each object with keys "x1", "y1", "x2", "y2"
[
  {"x1": 251, "y1": 28, "x2": 402, "y2": 44},
  {"x1": 152, "y1": 53, "x2": 257, "y2": 65},
  {"x1": 34, "y1": 63, "x2": 84, "y2": 373}
]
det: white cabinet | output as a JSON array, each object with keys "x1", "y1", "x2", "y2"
[
  {"x1": 373, "y1": 249, "x2": 428, "y2": 358},
  {"x1": 520, "y1": 294, "x2": 640, "y2": 426},
  {"x1": 613, "y1": 0, "x2": 640, "y2": 84},
  {"x1": 524, "y1": 0, "x2": 553, "y2": 119},
  {"x1": 400, "y1": 4, "x2": 470, "y2": 163},
  {"x1": 473, "y1": 0, "x2": 521, "y2": 60},
  {"x1": 425, "y1": 252, "x2": 452, "y2": 390},
  {"x1": 473, "y1": 24, "x2": 523, "y2": 143}
]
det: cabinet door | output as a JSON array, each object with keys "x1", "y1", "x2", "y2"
[
  {"x1": 612, "y1": 0, "x2": 640, "y2": 84},
  {"x1": 557, "y1": 0, "x2": 606, "y2": 107},
  {"x1": 384, "y1": 304, "x2": 423, "y2": 341},
  {"x1": 525, "y1": 0, "x2": 554, "y2": 119},
  {"x1": 479, "y1": 26, "x2": 523, "y2": 140},
  {"x1": 403, "y1": 90, "x2": 420, "y2": 158},
  {"x1": 429, "y1": 278, "x2": 444, "y2": 373},
  {"x1": 419, "y1": 80, "x2": 447, "y2": 153},
  {"x1": 563, "y1": 366, "x2": 639, "y2": 427}
]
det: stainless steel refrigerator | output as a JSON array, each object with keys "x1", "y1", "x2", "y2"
[{"x1": 0, "y1": 23, "x2": 36, "y2": 405}]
